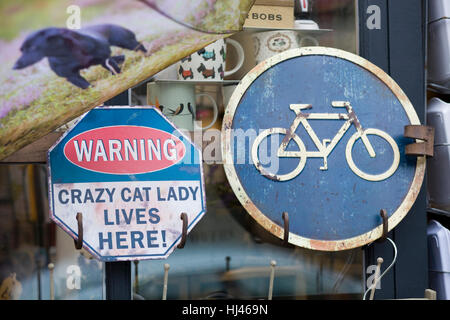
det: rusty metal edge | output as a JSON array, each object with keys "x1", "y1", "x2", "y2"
[
  {"x1": 221, "y1": 47, "x2": 426, "y2": 251},
  {"x1": 404, "y1": 125, "x2": 435, "y2": 157},
  {"x1": 47, "y1": 106, "x2": 207, "y2": 261}
]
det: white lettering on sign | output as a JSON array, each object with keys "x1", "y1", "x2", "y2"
[
  {"x1": 109, "y1": 140, "x2": 122, "y2": 160},
  {"x1": 53, "y1": 181, "x2": 202, "y2": 258},
  {"x1": 63, "y1": 126, "x2": 186, "y2": 175},
  {"x1": 366, "y1": 5, "x2": 381, "y2": 30},
  {"x1": 74, "y1": 140, "x2": 93, "y2": 162}
]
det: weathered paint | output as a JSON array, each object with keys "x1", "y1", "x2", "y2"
[
  {"x1": 221, "y1": 47, "x2": 426, "y2": 251},
  {"x1": 404, "y1": 125, "x2": 435, "y2": 157},
  {"x1": 48, "y1": 106, "x2": 206, "y2": 261}
]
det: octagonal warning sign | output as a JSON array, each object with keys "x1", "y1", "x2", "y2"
[{"x1": 48, "y1": 106, "x2": 206, "y2": 261}]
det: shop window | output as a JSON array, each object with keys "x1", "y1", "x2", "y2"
[
  {"x1": 0, "y1": 165, "x2": 103, "y2": 300},
  {"x1": 0, "y1": 0, "x2": 362, "y2": 300}
]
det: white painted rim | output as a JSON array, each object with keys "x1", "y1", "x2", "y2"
[{"x1": 221, "y1": 47, "x2": 426, "y2": 251}]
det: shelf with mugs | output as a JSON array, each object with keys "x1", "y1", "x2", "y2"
[
  {"x1": 141, "y1": 36, "x2": 247, "y2": 134},
  {"x1": 243, "y1": 10, "x2": 332, "y2": 31},
  {"x1": 242, "y1": 19, "x2": 332, "y2": 47},
  {"x1": 239, "y1": 0, "x2": 358, "y2": 67},
  {"x1": 144, "y1": 79, "x2": 240, "y2": 111},
  {"x1": 145, "y1": 79, "x2": 240, "y2": 115},
  {"x1": 243, "y1": 24, "x2": 332, "y2": 64},
  {"x1": 243, "y1": 23, "x2": 333, "y2": 34},
  {"x1": 145, "y1": 79, "x2": 240, "y2": 107},
  {"x1": 235, "y1": 17, "x2": 335, "y2": 72},
  {"x1": 144, "y1": 79, "x2": 240, "y2": 134},
  {"x1": 147, "y1": 79, "x2": 240, "y2": 85},
  {"x1": 150, "y1": 37, "x2": 245, "y2": 83}
]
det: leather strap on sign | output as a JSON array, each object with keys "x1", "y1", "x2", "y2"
[{"x1": 404, "y1": 125, "x2": 435, "y2": 157}]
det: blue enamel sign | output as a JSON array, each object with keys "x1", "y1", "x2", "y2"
[
  {"x1": 48, "y1": 106, "x2": 206, "y2": 261},
  {"x1": 222, "y1": 48, "x2": 425, "y2": 251}
]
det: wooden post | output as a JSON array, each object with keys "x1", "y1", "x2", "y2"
[
  {"x1": 103, "y1": 91, "x2": 132, "y2": 300},
  {"x1": 162, "y1": 264, "x2": 170, "y2": 300},
  {"x1": 105, "y1": 261, "x2": 132, "y2": 300}
]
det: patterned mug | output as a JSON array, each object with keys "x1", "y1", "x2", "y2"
[
  {"x1": 147, "y1": 82, "x2": 218, "y2": 131},
  {"x1": 177, "y1": 38, "x2": 244, "y2": 81}
]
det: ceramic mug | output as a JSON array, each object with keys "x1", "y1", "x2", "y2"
[
  {"x1": 252, "y1": 30, "x2": 319, "y2": 65},
  {"x1": 147, "y1": 82, "x2": 218, "y2": 131},
  {"x1": 177, "y1": 38, "x2": 245, "y2": 81}
]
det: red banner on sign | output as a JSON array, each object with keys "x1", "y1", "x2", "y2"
[{"x1": 63, "y1": 125, "x2": 186, "y2": 175}]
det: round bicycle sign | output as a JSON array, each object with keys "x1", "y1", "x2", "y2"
[{"x1": 222, "y1": 47, "x2": 425, "y2": 251}]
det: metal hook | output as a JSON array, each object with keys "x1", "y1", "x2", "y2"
[
  {"x1": 74, "y1": 212, "x2": 83, "y2": 250},
  {"x1": 282, "y1": 212, "x2": 289, "y2": 245},
  {"x1": 376, "y1": 209, "x2": 388, "y2": 243},
  {"x1": 177, "y1": 212, "x2": 188, "y2": 249}
]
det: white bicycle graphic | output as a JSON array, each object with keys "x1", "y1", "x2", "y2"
[{"x1": 251, "y1": 101, "x2": 400, "y2": 182}]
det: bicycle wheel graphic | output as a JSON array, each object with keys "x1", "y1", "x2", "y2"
[
  {"x1": 251, "y1": 128, "x2": 307, "y2": 181},
  {"x1": 345, "y1": 128, "x2": 400, "y2": 181}
]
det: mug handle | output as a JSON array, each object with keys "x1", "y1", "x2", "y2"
[
  {"x1": 299, "y1": 35, "x2": 319, "y2": 47},
  {"x1": 195, "y1": 93, "x2": 218, "y2": 131},
  {"x1": 224, "y1": 39, "x2": 245, "y2": 77}
]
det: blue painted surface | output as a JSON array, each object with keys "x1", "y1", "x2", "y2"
[
  {"x1": 231, "y1": 55, "x2": 416, "y2": 241},
  {"x1": 49, "y1": 107, "x2": 202, "y2": 184}
]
